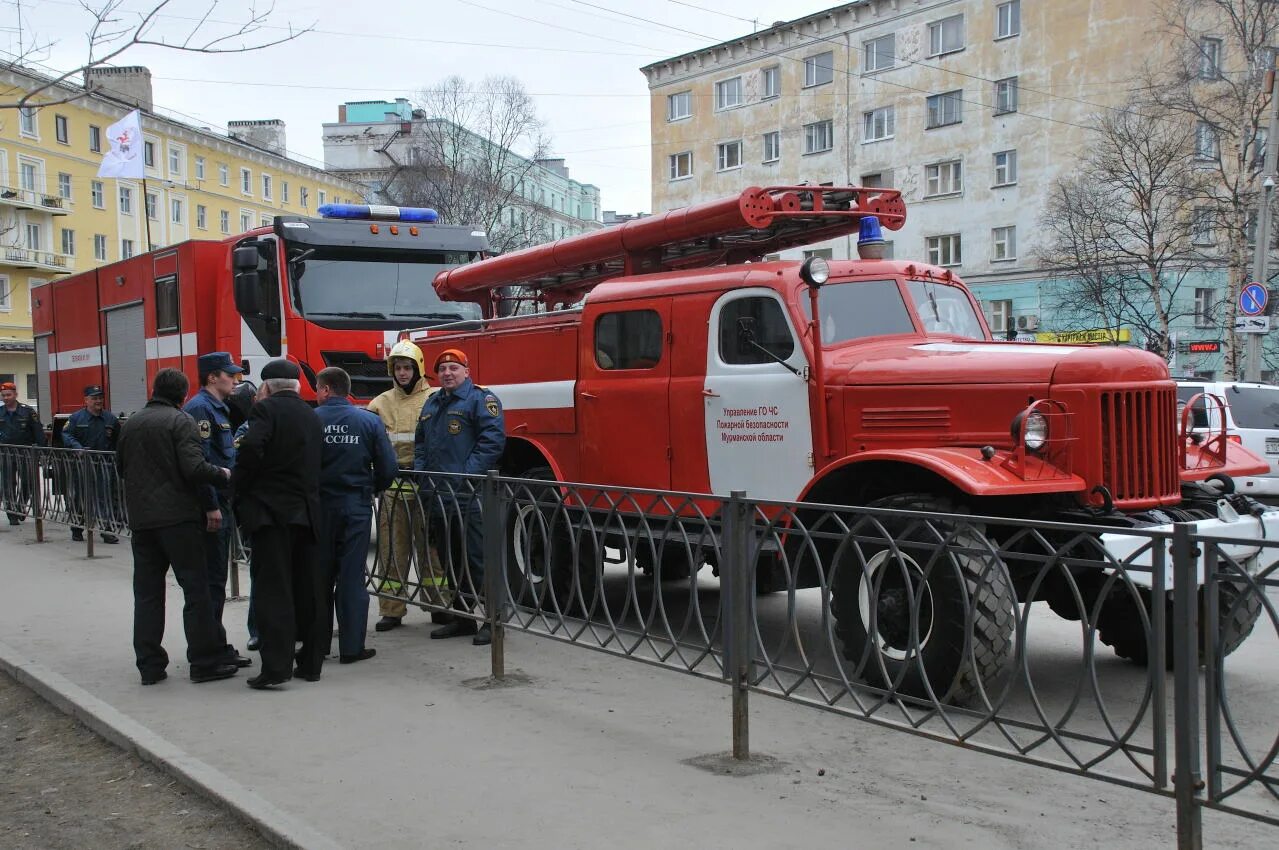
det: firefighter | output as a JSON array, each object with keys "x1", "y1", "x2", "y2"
[
  {"x1": 367, "y1": 339, "x2": 450, "y2": 632},
  {"x1": 0, "y1": 380, "x2": 44, "y2": 525},
  {"x1": 62, "y1": 384, "x2": 120, "y2": 543},
  {"x1": 415, "y1": 348, "x2": 505, "y2": 646},
  {"x1": 184, "y1": 352, "x2": 251, "y2": 669}
]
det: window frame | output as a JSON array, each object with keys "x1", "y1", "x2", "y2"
[
  {"x1": 57, "y1": 172, "x2": 72, "y2": 200},
  {"x1": 54, "y1": 114, "x2": 69, "y2": 144},
  {"x1": 864, "y1": 34, "x2": 896, "y2": 73},
  {"x1": 804, "y1": 119, "x2": 834, "y2": 155},
  {"x1": 121, "y1": 238, "x2": 135, "y2": 259},
  {"x1": 118, "y1": 186, "x2": 133, "y2": 215},
  {"x1": 219, "y1": 163, "x2": 230, "y2": 187},
  {"x1": 715, "y1": 76, "x2": 744, "y2": 110},
  {"x1": 240, "y1": 167, "x2": 253, "y2": 195},
  {"x1": 1195, "y1": 121, "x2": 1220, "y2": 161},
  {"x1": 762, "y1": 131, "x2": 781, "y2": 163},
  {"x1": 924, "y1": 160, "x2": 963, "y2": 197},
  {"x1": 991, "y1": 225, "x2": 1017, "y2": 262},
  {"x1": 167, "y1": 142, "x2": 184, "y2": 177},
  {"x1": 668, "y1": 150, "x2": 693, "y2": 180},
  {"x1": 1194, "y1": 287, "x2": 1217, "y2": 328},
  {"x1": 91, "y1": 181, "x2": 105, "y2": 209},
  {"x1": 994, "y1": 77, "x2": 1019, "y2": 114},
  {"x1": 593, "y1": 309, "x2": 664, "y2": 371},
  {"x1": 762, "y1": 66, "x2": 781, "y2": 99},
  {"x1": 155, "y1": 275, "x2": 180, "y2": 334},
  {"x1": 717, "y1": 294, "x2": 797, "y2": 366},
  {"x1": 926, "y1": 233, "x2": 963, "y2": 267},
  {"x1": 996, "y1": 0, "x2": 1021, "y2": 40},
  {"x1": 171, "y1": 197, "x2": 184, "y2": 224},
  {"x1": 988, "y1": 299, "x2": 1014, "y2": 333},
  {"x1": 1200, "y1": 37, "x2": 1223, "y2": 80},
  {"x1": 928, "y1": 14, "x2": 965, "y2": 58},
  {"x1": 196, "y1": 204, "x2": 208, "y2": 230},
  {"x1": 262, "y1": 173, "x2": 273, "y2": 200},
  {"x1": 219, "y1": 209, "x2": 230, "y2": 234},
  {"x1": 143, "y1": 140, "x2": 156, "y2": 168},
  {"x1": 804, "y1": 51, "x2": 835, "y2": 87},
  {"x1": 1191, "y1": 207, "x2": 1215, "y2": 245},
  {"x1": 60, "y1": 227, "x2": 75, "y2": 257},
  {"x1": 993, "y1": 149, "x2": 1018, "y2": 186},
  {"x1": 926, "y1": 90, "x2": 964, "y2": 128},
  {"x1": 93, "y1": 234, "x2": 108, "y2": 261},
  {"x1": 667, "y1": 90, "x2": 692, "y2": 121},
  {"x1": 88, "y1": 125, "x2": 102, "y2": 153},
  {"x1": 0, "y1": 275, "x2": 9, "y2": 311},
  {"x1": 862, "y1": 105, "x2": 895, "y2": 142},
  {"x1": 716, "y1": 140, "x2": 743, "y2": 172},
  {"x1": 18, "y1": 107, "x2": 37, "y2": 138}
]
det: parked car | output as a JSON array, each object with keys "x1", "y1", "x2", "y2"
[{"x1": 1177, "y1": 381, "x2": 1279, "y2": 499}]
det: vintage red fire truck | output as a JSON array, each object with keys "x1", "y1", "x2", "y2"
[
  {"x1": 31, "y1": 204, "x2": 487, "y2": 430},
  {"x1": 405, "y1": 184, "x2": 1277, "y2": 701}
]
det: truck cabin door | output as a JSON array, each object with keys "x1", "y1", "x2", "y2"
[
  {"x1": 704, "y1": 289, "x2": 814, "y2": 501},
  {"x1": 232, "y1": 236, "x2": 283, "y2": 380},
  {"x1": 578, "y1": 302, "x2": 672, "y2": 490}
]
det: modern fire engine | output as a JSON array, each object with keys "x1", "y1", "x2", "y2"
[
  {"x1": 32, "y1": 204, "x2": 487, "y2": 432},
  {"x1": 406, "y1": 184, "x2": 1278, "y2": 701}
]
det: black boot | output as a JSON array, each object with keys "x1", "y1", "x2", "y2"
[{"x1": 430, "y1": 618, "x2": 478, "y2": 640}]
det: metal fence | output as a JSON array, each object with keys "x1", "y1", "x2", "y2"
[{"x1": 2, "y1": 443, "x2": 1276, "y2": 846}]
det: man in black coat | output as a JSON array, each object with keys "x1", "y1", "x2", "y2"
[
  {"x1": 232, "y1": 359, "x2": 326, "y2": 688},
  {"x1": 115, "y1": 368, "x2": 238, "y2": 686}
]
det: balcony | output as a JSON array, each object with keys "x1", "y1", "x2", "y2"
[
  {"x1": 0, "y1": 187, "x2": 71, "y2": 216},
  {"x1": 3, "y1": 245, "x2": 73, "y2": 273}
]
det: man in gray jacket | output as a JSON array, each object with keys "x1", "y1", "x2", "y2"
[{"x1": 116, "y1": 368, "x2": 237, "y2": 686}]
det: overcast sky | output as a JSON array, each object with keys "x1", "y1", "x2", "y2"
[{"x1": 9, "y1": 0, "x2": 830, "y2": 214}]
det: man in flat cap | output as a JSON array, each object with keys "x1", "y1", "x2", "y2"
[
  {"x1": 0, "y1": 379, "x2": 44, "y2": 525},
  {"x1": 414, "y1": 348, "x2": 505, "y2": 645},
  {"x1": 232, "y1": 358, "x2": 326, "y2": 688},
  {"x1": 184, "y1": 352, "x2": 250, "y2": 668},
  {"x1": 62, "y1": 384, "x2": 119, "y2": 543}
]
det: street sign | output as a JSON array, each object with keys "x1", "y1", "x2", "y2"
[
  {"x1": 1235, "y1": 315, "x2": 1271, "y2": 333},
  {"x1": 1240, "y1": 282, "x2": 1269, "y2": 316}
]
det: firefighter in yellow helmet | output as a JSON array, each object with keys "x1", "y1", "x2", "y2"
[{"x1": 367, "y1": 340, "x2": 451, "y2": 630}]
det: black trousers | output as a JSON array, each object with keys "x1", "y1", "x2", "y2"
[
  {"x1": 131, "y1": 521, "x2": 227, "y2": 675},
  {"x1": 249, "y1": 523, "x2": 326, "y2": 678},
  {"x1": 430, "y1": 506, "x2": 486, "y2": 612}
]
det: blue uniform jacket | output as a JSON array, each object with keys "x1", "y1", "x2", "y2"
[
  {"x1": 183, "y1": 388, "x2": 234, "y2": 512},
  {"x1": 316, "y1": 398, "x2": 397, "y2": 508},
  {"x1": 62, "y1": 408, "x2": 118, "y2": 451},
  {"x1": 0, "y1": 402, "x2": 44, "y2": 446},
  {"x1": 413, "y1": 378, "x2": 505, "y2": 477}
]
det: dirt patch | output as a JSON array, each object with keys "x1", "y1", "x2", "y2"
[{"x1": 0, "y1": 671, "x2": 273, "y2": 850}]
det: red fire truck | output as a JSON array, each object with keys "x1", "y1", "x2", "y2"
[
  {"x1": 32, "y1": 205, "x2": 487, "y2": 429},
  {"x1": 405, "y1": 184, "x2": 1276, "y2": 701}
]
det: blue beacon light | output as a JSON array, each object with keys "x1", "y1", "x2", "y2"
[
  {"x1": 317, "y1": 203, "x2": 439, "y2": 223},
  {"x1": 857, "y1": 215, "x2": 886, "y2": 259}
]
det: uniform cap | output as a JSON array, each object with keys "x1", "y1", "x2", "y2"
[
  {"x1": 386, "y1": 339, "x2": 425, "y2": 378},
  {"x1": 83, "y1": 385, "x2": 104, "y2": 397},
  {"x1": 0, "y1": 381, "x2": 15, "y2": 392},
  {"x1": 197, "y1": 351, "x2": 245, "y2": 377},
  {"x1": 434, "y1": 348, "x2": 469, "y2": 370},
  {"x1": 261, "y1": 358, "x2": 302, "y2": 381}
]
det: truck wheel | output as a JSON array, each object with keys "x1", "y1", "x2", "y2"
[
  {"x1": 634, "y1": 537, "x2": 700, "y2": 581},
  {"x1": 1099, "y1": 581, "x2": 1263, "y2": 667},
  {"x1": 505, "y1": 467, "x2": 600, "y2": 616},
  {"x1": 830, "y1": 495, "x2": 1015, "y2": 704}
]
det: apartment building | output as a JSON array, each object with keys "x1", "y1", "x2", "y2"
[{"x1": 0, "y1": 63, "x2": 363, "y2": 406}]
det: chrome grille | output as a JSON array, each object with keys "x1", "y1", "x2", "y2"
[{"x1": 1099, "y1": 387, "x2": 1179, "y2": 503}]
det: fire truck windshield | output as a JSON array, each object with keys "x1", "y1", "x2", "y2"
[
  {"x1": 289, "y1": 249, "x2": 480, "y2": 328},
  {"x1": 800, "y1": 278, "x2": 986, "y2": 344}
]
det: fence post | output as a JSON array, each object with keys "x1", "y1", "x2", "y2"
[
  {"x1": 31, "y1": 447, "x2": 44, "y2": 543},
  {"x1": 720, "y1": 490, "x2": 752, "y2": 761},
  {"x1": 83, "y1": 452, "x2": 95, "y2": 558},
  {"x1": 483, "y1": 470, "x2": 506, "y2": 681},
  {"x1": 1171, "y1": 521, "x2": 1203, "y2": 850}
]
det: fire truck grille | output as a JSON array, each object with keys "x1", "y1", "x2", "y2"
[
  {"x1": 1098, "y1": 387, "x2": 1179, "y2": 503},
  {"x1": 321, "y1": 351, "x2": 392, "y2": 400}
]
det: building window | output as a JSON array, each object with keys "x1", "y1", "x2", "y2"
[
  {"x1": 1194, "y1": 288, "x2": 1217, "y2": 327},
  {"x1": 926, "y1": 90, "x2": 964, "y2": 128},
  {"x1": 928, "y1": 14, "x2": 965, "y2": 57},
  {"x1": 0, "y1": 276, "x2": 8, "y2": 310},
  {"x1": 1191, "y1": 207, "x2": 1215, "y2": 244},
  {"x1": 219, "y1": 163, "x2": 229, "y2": 186},
  {"x1": 1195, "y1": 122, "x2": 1220, "y2": 160},
  {"x1": 716, "y1": 140, "x2": 743, "y2": 171},
  {"x1": 60, "y1": 228, "x2": 75, "y2": 257},
  {"x1": 195, "y1": 156, "x2": 205, "y2": 179},
  {"x1": 763, "y1": 131, "x2": 781, "y2": 163},
  {"x1": 927, "y1": 234, "x2": 962, "y2": 266},
  {"x1": 241, "y1": 168, "x2": 252, "y2": 194},
  {"x1": 863, "y1": 106, "x2": 895, "y2": 142},
  {"x1": 991, "y1": 226, "x2": 1017, "y2": 261},
  {"x1": 18, "y1": 107, "x2": 36, "y2": 137},
  {"x1": 261, "y1": 215, "x2": 271, "y2": 227},
  {"x1": 282, "y1": 181, "x2": 290, "y2": 204},
  {"x1": 90, "y1": 181, "x2": 104, "y2": 209},
  {"x1": 88, "y1": 125, "x2": 102, "y2": 152},
  {"x1": 669, "y1": 150, "x2": 693, "y2": 180},
  {"x1": 300, "y1": 187, "x2": 309, "y2": 208},
  {"x1": 171, "y1": 198, "x2": 183, "y2": 224},
  {"x1": 804, "y1": 51, "x2": 835, "y2": 87},
  {"x1": 18, "y1": 160, "x2": 38, "y2": 192},
  {"x1": 196, "y1": 204, "x2": 207, "y2": 229},
  {"x1": 988, "y1": 299, "x2": 1014, "y2": 333},
  {"x1": 1200, "y1": 37, "x2": 1223, "y2": 79},
  {"x1": 318, "y1": 190, "x2": 327, "y2": 206},
  {"x1": 864, "y1": 34, "x2": 895, "y2": 72},
  {"x1": 93, "y1": 234, "x2": 108, "y2": 261},
  {"x1": 996, "y1": 1, "x2": 1020, "y2": 39},
  {"x1": 145, "y1": 192, "x2": 158, "y2": 220},
  {"x1": 25, "y1": 222, "x2": 41, "y2": 250},
  {"x1": 240, "y1": 212, "x2": 252, "y2": 232},
  {"x1": 667, "y1": 90, "x2": 692, "y2": 121},
  {"x1": 861, "y1": 171, "x2": 890, "y2": 188},
  {"x1": 144, "y1": 140, "x2": 155, "y2": 167},
  {"x1": 262, "y1": 174, "x2": 273, "y2": 200},
  {"x1": 925, "y1": 160, "x2": 963, "y2": 196},
  {"x1": 804, "y1": 119, "x2": 834, "y2": 154},
  {"x1": 57, "y1": 173, "x2": 72, "y2": 200},
  {"x1": 55, "y1": 115, "x2": 69, "y2": 144},
  {"x1": 994, "y1": 77, "x2": 1018, "y2": 114},
  {"x1": 762, "y1": 66, "x2": 781, "y2": 99},
  {"x1": 119, "y1": 186, "x2": 133, "y2": 214},
  {"x1": 121, "y1": 239, "x2": 135, "y2": 259},
  {"x1": 168, "y1": 145, "x2": 183, "y2": 176},
  {"x1": 220, "y1": 210, "x2": 230, "y2": 234},
  {"x1": 715, "y1": 76, "x2": 743, "y2": 110},
  {"x1": 993, "y1": 150, "x2": 1018, "y2": 186}
]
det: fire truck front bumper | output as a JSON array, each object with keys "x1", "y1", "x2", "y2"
[{"x1": 1099, "y1": 500, "x2": 1279, "y2": 588}]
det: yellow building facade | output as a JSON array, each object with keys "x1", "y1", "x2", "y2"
[{"x1": 0, "y1": 63, "x2": 363, "y2": 407}]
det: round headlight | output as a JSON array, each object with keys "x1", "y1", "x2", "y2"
[
  {"x1": 1024, "y1": 410, "x2": 1049, "y2": 451},
  {"x1": 800, "y1": 255, "x2": 830, "y2": 287}
]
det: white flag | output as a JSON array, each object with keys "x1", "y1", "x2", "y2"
[{"x1": 97, "y1": 109, "x2": 145, "y2": 179}]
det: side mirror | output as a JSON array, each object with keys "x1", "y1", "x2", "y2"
[
  {"x1": 234, "y1": 271, "x2": 262, "y2": 317},
  {"x1": 737, "y1": 316, "x2": 758, "y2": 347},
  {"x1": 233, "y1": 245, "x2": 259, "y2": 272}
]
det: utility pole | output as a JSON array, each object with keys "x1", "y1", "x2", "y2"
[{"x1": 1246, "y1": 71, "x2": 1279, "y2": 382}]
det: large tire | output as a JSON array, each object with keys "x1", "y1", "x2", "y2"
[
  {"x1": 505, "y1": 467, "x2": 600, "y2": 616},
  {"x1": 1098, "y1": 580, "x2": 1263, "y2": 667},
  {"x1": 829, "y1": 495, "x2": 1016, "y2": 704}
]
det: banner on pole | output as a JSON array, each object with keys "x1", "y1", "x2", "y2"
[{"x1": 97, "y1": 110, "x2": 145, "y2": 179}]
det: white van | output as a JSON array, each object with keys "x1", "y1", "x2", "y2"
[{"x1": 1176, "y1": 381, "x2": 1279, "y2": 499}]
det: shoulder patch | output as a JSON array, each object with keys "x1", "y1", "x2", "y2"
[
  {"x1": 198, "y1": 419, "x2": 211, "y2": 439},
  {"x1": 485, "y1": 397, "x2": 500, "y2": 418}
]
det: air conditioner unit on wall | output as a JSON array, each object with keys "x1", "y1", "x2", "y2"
[{"x1": 1016, "y1": 314, "x2": 1039, "y2": 331}]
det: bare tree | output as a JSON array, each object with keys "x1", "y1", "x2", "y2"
[
  {"x1": 1146, "y1": 0, "x2": 1279, "y2": 377},
  {"x1": 1, "y1": 0, "x2": 312, "y2": 109},
  {"x1": 1039, "y1": 99, "x2": 1211, "y2": 361},
  {"x1": 385, "y1": 76, "x2": 554, "y2": 255}
]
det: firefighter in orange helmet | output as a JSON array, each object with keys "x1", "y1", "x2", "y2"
[{"x1": 366, "y1": 340, "x2": 451, "y2": 630}]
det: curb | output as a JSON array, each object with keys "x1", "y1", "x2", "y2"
[{"x1": 0, "y1": 640, "x2": 343, "y2": 850}]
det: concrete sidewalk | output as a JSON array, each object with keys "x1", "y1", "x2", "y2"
[{"x1": 0, "y1": 522, "x2": 1269, "y2": 849}]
